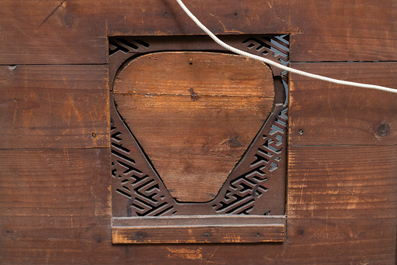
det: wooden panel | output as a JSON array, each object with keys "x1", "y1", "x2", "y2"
[
  {"x1": 289, "y1": 0, "x2": 397, "y2": 62},
  {"x1": 113, "y1": 215, "x2": 285, "y2": 226},
  {"x1": 102, "y1": 0, "x2": 397, "y2": 61},
  {"x1": 1, "y1": 0, "x2": 397, "y2": 264},
  {"x1": 113, "y1": 52, "x2": 274, "y2": 97},
  {"x1": 113, "y1": 52, "x2": 274, "y2": 202},
  {"x1": 112, "y1": 216, "x2": 285, "y2": 244},
  {"x1": 0, "y1": 148, "x2": 113, "y2": 264},
  {"x1": 286, "y1": 145, "x2": 397, "y2": 264},
  {"x1": 1, "y1": 146, "x2": 396, "y2": 263},
  {"x1": 289, "y1": 62, "x2": 397, "y2": 146},
  {"x1": 112, "y1": 225, "x2": 285, "y2": 244},
  {"x1": 2, "y1": 0, "x2": 397, "y2": 64},
  {"x1": 0, "y1": 0, "x2": 106, "y2": 64},
  {"x1": 0, "y1": 65, "x2": 109, "y2": 149}
]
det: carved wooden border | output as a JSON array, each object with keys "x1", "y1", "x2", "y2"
[{"x1": 109, "y1": 35, "x2": 289, "y2": 243}]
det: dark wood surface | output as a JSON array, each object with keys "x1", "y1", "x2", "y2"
[
  {"x1": 1, "y1": 0, "x2": 396, "y2": 64},
  {"x1": 112, "y1": 216, "x2": 286, "y2": 244},
  {"x1": 1, "y1": 0, "x2": 397, "y2": 264},
  {"x1": 289, "y1": 62, "x2": 397, "y2": 146},
  {"x1": 113, "y1": 52, "x2": 274, "y2": 202},
  {"x1": 0, "y1": 65, "x2": 109, "y2": 149},
  {"x1": 112, "y1": 225, "x2": 285, "y2": 244}
]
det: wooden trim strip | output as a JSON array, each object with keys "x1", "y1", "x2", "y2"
[{"x1": 112, "y1": 216, "x2": 285, "y2": 244}]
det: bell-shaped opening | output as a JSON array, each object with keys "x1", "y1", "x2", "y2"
[{"x1": 113, "y1": 51, "x2": 274, "y2": 202}]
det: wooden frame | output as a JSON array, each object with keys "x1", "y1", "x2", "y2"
[
  {"x1": 1, "y1": 0, "x2": 397, "y2": 263},
  {"x1": 109, "y1": 35, "x2": 289, "y2": 244}
]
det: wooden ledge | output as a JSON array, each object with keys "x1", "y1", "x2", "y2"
[{"x1": 112, "y1": 215, "x2": 285, "y2": 244}]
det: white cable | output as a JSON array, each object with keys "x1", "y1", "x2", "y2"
[{"x1": 176, "y1": 0, "x2": 397, "y2": 94}]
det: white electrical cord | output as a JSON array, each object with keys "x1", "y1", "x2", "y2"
[{"x1": 176, "y1": 0, "x2": 397, "y2": 94}]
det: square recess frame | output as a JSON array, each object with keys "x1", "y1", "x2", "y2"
[{"x1": 109, "y1": 35, "x2": 290, "y2": 244}]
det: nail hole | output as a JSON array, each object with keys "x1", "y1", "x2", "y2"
[
  {"x1": 299, "y1": 129, "x2": 303, "y2": 135},
  {"x1": 189, "y1": 62, "x2": 193, "y2": 65},
  {"x1": 377, "y1": 124, "x2": 390, "y2": 137},
  {"x1": 203, "y1": 232, "x2": 212, "y2": 237},
  {"x1": 234, "y1": 12, "x2": 238, "y2": 16}
]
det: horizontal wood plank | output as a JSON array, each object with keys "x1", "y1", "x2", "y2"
[
  {"x1": 289, "y1": 62, "x2": 397, "y2": 146},
  {"x1": 0, "y1": 148, "x2": 114, "y2": 264},
  {"x1": 112, "y1": 215, "x2": 286, "y2": 226},
  {"x1": 113, "y1": 52, "x2": 274, "y2": 97},
  {"x1": 2, "y1": 1, "x2": 397, "y2": 64},
  {"x1": 0, "y1": 65, "x2": 109, "y2": 149},
  {"x1": 288, "y1": 145, "x2": 397, "y2": 220},
  {"x1": 0, "y1": 0, "x2": 107, "y2": 64},
  {"x1": 103, "y1": 0, "x2": 397, "y2": 62},
  {"x1": 112, "y1": 225, "x2": 285, "y2": 244},
  {"x1": 285, "y1": 145, "x2": 397, "y2": 264},
  {"x1": 1, "y1": 145, "x2": 396, "y2": 263}
]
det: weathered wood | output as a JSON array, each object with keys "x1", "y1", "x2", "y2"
[
  {"x1": 0, "y1": 148, "x2": 112, "y2": 264},
  {"x1": 2, "y1": 0, "x2": 397, "y2": 64},
  {"x1": 286, "y1": 145, "x2": 397, "y2": 264},
  {"x1": 2, "y1": 146, "x2": 396, "y2": 263},
  {"x1": 89, "y1": 0, "x2": 397, "y2": 62},
  {"x1": 112, "y1": 215, "x2": 285, "y2": 226},
  {"x1": 112, "y1": 216, "x2": 285, "y2": 244},
  {"x1": 1, "y1": 0, "x2": 397, "y2": 264},
  {"x1": 289, "y1": 62, "x2": 397, "y2": 146},
  {"x1": 0, "y1": 65, "x2": 109, "y2": 149},
  {"x1": 113, "y1": 52, "x2": 274, "y2": 202},
  {"x1": 0, "y1": 0, "x2": 106, "y2": 64},
  {"x1": 112, "y1": 225, "x2": 285, "y2": 244}
]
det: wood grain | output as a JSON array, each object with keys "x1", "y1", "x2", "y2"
[
  {"x1": 112, "y1": 225, "x2": 285, "y2": 244},
  {"x1": 0, "y1": 65, "x2": 109, "y2": 149},
  {"x1": 0, "y1": 148, "x2": 113, "y2": 264},
  {"x1": 112, "y1": 215, "x2": 285, "y2": 244},
  {"x1": 2, "y1": 0, "x2": 396, "y2": 64},
  {"x1": 1, "y1": 0, "x2": 397, "y2": 264},
  {"x1": 112, "y1": 215, "x2": 286, "y2": 226},
  {"x1": 113, "y1": 52, "x2": 274, "y2": 202},
  {"x1": 0, "y1": 0, "x2": 106, "y2": 64},
  {"x1": 289, "y1": 62, "x2": 397, "y2": 146},
  {"x1": 1, "y1": 148, "x2": 396, "y2": 263},
  {"x1": 286, "y1": 145, "x2": 397, "y2": 264}
]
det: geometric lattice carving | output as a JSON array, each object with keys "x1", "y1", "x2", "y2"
[
  {"x1": 110, "y1": 34, "x2": 289, "y2": 217},
  {"x1": 212, "y1": 107, "x2": 288, "y2": 215},
  {"x1": 111, "y1": 126, "x2": 175, "y2": 217},
  {"x1": 243, "y1": 35, "x2": 289, "y2": 65},
  {"x1": 241, "y1": 35, "x2": 289, "y2": 76},
  {"x1": 109, "y1": 38, "x2": 149, "y2": 56}
]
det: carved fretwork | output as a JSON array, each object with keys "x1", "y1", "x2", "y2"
[
  {"x1": 109, "y1": 38, "x2": 149, "y2": 56},
  {"x1": 212, "y1": 107, "x2": 288, "y2": 215},
  {"x1": 111, "y1": 118, "x2": 176, "y2": 217},
  {"x1": 110, "y1": 35, "x2": 289, "y2": 217}
]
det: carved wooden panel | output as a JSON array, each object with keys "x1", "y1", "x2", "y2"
[{"x1": 109, "y1": 35, "x2": 289, "y2": 243}]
